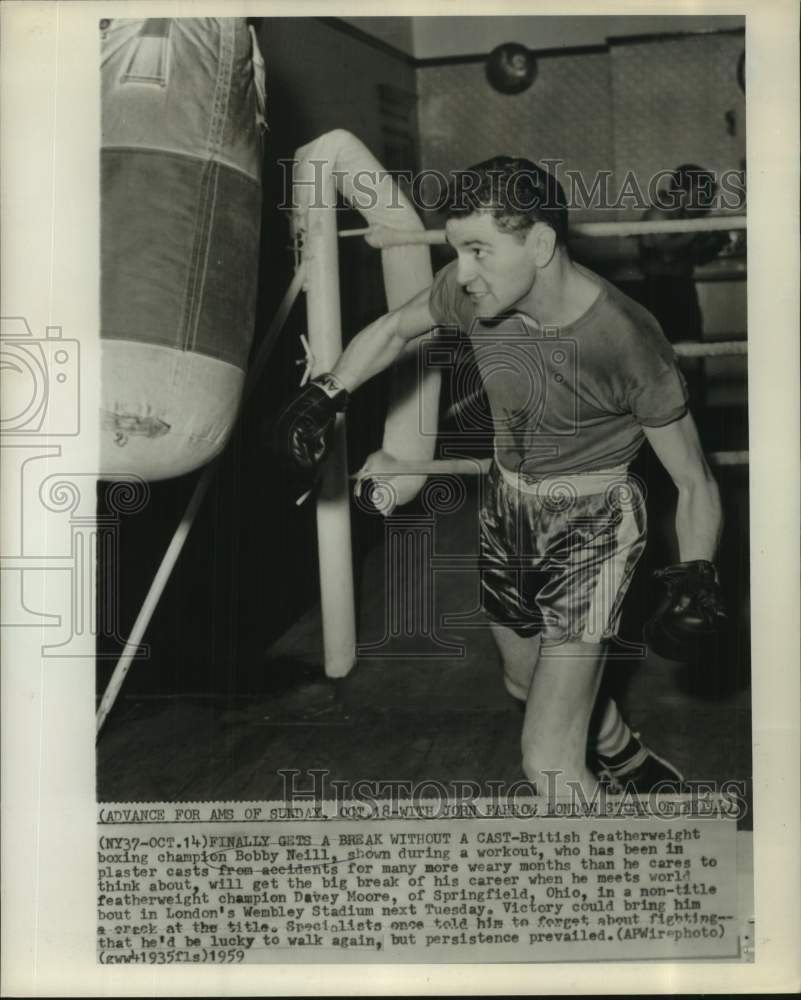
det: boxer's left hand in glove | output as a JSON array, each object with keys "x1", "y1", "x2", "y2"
[
  {"x1": 643, "y1": 560, "x2": 727, "y2": 662},
  {"x1": 274, "y1": 374, "x2": 349, "y2": 471}
]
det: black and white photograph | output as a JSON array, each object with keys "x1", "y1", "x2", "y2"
[
  {"x1": 1, "y1": 0, "x2": 799, "y2": 994},
  {"x1": 95, "y1": 12, "x2": 751, "y2": 803}
]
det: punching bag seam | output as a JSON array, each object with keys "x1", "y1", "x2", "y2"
[
  {"x1": 101, "y1": 144, "x2": 263, "y2": 186},
  {"x1": 179, "y1": 19, "x2": 236, "y2": 355},
  {"x1": 205, "y1": 19, "x2": 236, "y2": 162},
  {"x1": 181, "y1": 160, "x2": 219, "y2": 355},
  {"x1": 249, "y1": 24, "x2": 268, "y2": 139},
  {"x1": 99, "y1": 334, "x2": 247, "y2": 369}
]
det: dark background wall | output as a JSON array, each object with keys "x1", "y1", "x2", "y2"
[
  {"x1": 417, "y1": 51, "x2": 614, "y2": 225},
  {"x1": 417, "y1": 30, "x2": 745, "y2": 223},
  {"x1": 609, "y1": 31, "x2": 746, "y2": 212}
]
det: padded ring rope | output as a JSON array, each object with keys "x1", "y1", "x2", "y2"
[
  {"x1": 674, "y1": 340, "x2": 747, "y2": 357},
  {"x1": 339, "y1": 215, "x2": 747, "y2": 248},
  {"x1": 355, "y1": 451, "x2": 748, "y2": 484}
]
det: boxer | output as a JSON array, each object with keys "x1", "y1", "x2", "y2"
[{"x1": 276, "y1": 157, "x2": 725, "y2": 797}]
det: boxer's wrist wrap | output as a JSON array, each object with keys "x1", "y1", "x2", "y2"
[
  {"x1": 653, "y1": 559, "x2": 719, "y2": 586},
  {"x1": 310, "y1": 373, "x2": 349, "y2": 411},
  {"x1": 274, "y1": 374, "x2": 349, "y2": 472}
]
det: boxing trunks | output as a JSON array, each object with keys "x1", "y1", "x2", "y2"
[{"x1": 479, "y1": 460, "x2": 647, "y2": 645}]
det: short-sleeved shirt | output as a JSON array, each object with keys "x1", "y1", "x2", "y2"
[{"x1": 428, "y1": 259, "x2": 688, "y2": 476}]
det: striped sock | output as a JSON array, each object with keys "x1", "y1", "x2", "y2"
[
  {"x1": 594, "y1": 701, "x2": 632, "y2": 758},
  {"x1": 597, "y1": 734, "x2": 647, "y2": 773}
]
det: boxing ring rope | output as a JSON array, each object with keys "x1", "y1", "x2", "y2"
[
  {"x1": 671, "y1": 340, "x2": 746, "y2": 357},
  {"x1": 339, "y1": 214, "x2": 747, "y2": 248},
  {"x1": 96, "y1": 266, "x2": 308, "y2": 736},
  {"x1": 350, "y1": 450, "x2": 748, "y2": 480}
]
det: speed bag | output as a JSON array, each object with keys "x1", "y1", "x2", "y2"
[{"x1": 100, "y1": 18, "x2": 266, "y2": 481}]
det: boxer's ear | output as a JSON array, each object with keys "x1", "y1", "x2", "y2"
[{"x1": 527, "y1": 222, "x2": 557, "y2": 267}]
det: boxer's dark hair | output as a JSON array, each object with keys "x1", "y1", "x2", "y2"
[{"x1": 444, "y1": 156, "x2": 569, "y2": 246}]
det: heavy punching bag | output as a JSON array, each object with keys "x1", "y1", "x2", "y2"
[{"x1": 100, "y1": 18, "x2": 266, "y2": 480}]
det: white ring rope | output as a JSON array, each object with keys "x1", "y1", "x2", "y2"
[
  {"x1": 707, "y1": 451, "x2": 749, "y2": 467},
  {"x1": 674, "y1": 340, "x2": 747, "y2": 357},
  {"x1": 339, "y1": 215, "x2": 746, "y2": 248},
  {"x1": 354, "y1": 450, "x2": 748, "y2": 484}
]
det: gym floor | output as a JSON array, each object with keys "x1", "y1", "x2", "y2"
[{"x1": 96, "y1": 466, "x2": 751, "y2": 817}]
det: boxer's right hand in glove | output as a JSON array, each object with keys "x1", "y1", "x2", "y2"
[
  {"x1": 274, "y1": 373, "x2": 349, "y2": 471},
  {"x1": 643, "y1": 560, "x2": 727, "y2": 663}
]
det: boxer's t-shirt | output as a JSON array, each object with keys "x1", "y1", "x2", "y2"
[{"x1": 428, "y1": 260, "x2": 689, "y2": 476}]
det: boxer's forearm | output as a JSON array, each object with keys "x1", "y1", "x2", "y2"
[
  {"x1": 332, "y1": 286, "x2": 435, "y2": 394},
  {"x1": 332, "y1": 311, "x2": 408, "y2": 394},
  {"x1": 643, "y1": 415, "x2": 722, "y2": 564},
  {"x1": 674, "y1": 472, "x2": 722, "y2": 562}
]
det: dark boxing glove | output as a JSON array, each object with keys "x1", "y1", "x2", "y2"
[
  {"x1": 643, "y1": 560, "x2": 727, "y2": 663},
  {"x1": 274, "y1": 374, "x2": 349, "y2": 471}
]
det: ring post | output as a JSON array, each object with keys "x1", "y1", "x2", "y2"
[{"x1": 304, "y1": 175, "x2": 357, "y2": 678}]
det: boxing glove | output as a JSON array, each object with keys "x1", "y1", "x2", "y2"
[
  {"x1": 274, "y1": 374, "x2": 349, "y2": 471},
  {"x1": 643, "y1": 560, "x2": 727, "y2": 662}
]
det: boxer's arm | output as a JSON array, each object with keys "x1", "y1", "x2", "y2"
[
  {"x1": 332, "y1": 285, "x2": 436, "y2": 394},
  {"x1": 274, "y1": 286, "x2": 436, "y2": 471},
  {"x1": 643, "y1": 413, "x2": 722, "y2": 561},
  {"x1": 642, "y1": 414, "x2": 727, "y2": 661}
]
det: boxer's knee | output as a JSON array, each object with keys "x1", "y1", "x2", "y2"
[
  {"x1": 491, "y1": 623, "x2": 540, "y2": 700},
  {"x1": 503, "y1": 672, "x2": 529, "y2": 702}
]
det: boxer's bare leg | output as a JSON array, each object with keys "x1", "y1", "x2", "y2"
[
  {"x1": 490, "y1": 623, "x2": 540, "y2": 700},
  {"x1": 520, "y1": 641, "x2": 606, "y2": 797},
  {"x1": 491, "y1": 623, "x2": 629, "y2": 758}
]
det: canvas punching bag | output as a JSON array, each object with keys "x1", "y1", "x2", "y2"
[{"x1": 100, "y1": 18, "x2": 266, "y2": 480}]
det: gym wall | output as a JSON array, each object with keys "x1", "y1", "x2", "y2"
[
  {"x1": 609, "y1": 30, "x2": 746, "y2": 217},
  {"x1": 417, "y1": 51, "x2": 614, "y2": 224},
  {"x1": 417, "y1": 28, "x2": 746, "y2": 223}
]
